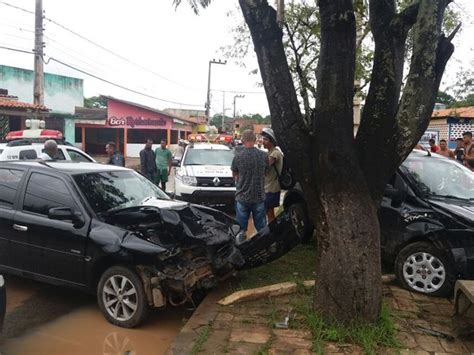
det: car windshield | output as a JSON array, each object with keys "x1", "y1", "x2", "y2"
[
  {"x1": 184, "y1": 149, "x2": 234, "y2": 166},
  {"x1": 74, "y1": 170, "x2": 170, "y2": 216},
  {"x1": 402, "y1": 156, "x2": 474, "y2": 200}
]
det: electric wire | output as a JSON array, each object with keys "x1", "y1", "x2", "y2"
[{"x1": 0, "y1": 44, "x2": 204, "y2": 107}]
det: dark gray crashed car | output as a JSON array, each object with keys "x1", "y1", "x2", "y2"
[{"x1": 0, "y1": 162, "x2": 300, "y2": 328}]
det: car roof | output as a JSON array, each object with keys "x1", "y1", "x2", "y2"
[
  {"x1": 0, "y1": 161, "x2": 129, "y2": 174},
  {"x1": 187, "y1": 143, "x2": 231, "y2": 150},
  {"x1": 0, "y1": 142, "x2": 77, "y2": 149}
]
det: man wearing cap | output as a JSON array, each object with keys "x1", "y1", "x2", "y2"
[{"x1": 261, "y1": 128, "x2": 283, "y2": 223}]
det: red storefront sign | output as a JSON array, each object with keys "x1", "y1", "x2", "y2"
[{"x1": 107, "y1": 116, "x2": 167, "y2": 128}]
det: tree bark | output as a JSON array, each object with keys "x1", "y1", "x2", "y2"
[{"x1": 311, "y1": 0, "x2": 381, "y2": 323}]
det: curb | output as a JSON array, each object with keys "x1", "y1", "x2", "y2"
[{"x1": 166, "y1": 286, "x2": 228, "y2": 354}]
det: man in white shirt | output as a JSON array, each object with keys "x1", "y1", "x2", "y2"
[{"x1": 39, "y1": 140, "x2": 58, "y2": 160}]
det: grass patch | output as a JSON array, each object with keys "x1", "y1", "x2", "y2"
[
  {"x1": 228, "y1": 239, "x2": 317, "y2": 293},
  {"x1": 191, "y1": 323, "x2": 212, "y2": 354},
  {"x1": 293, "y1": 292, "x2": 399, "y2": 355},
  {"x1": 255, "y1": 334, "x2": 275, "y2": 355}
]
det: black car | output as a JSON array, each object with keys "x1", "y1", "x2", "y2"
[
  {"x1": 285, "y1": 150, "x2": 474, "y2": 296},
  {"x1": 0, "y1": 274, "x2": 5, "y2": 331},
  {"x1": 0, "y1": 161, "x2": 300, "y2": 328}
]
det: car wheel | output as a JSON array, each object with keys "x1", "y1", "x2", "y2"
[
  {"x1": 97, "y1": 266, "x2": 149, "y2": 328},
  {"x1": 288, "y1": 203, "x2": 313, "y2": 243},
  {"x1": 395, "y1": 241, "x2": 453, "y2": 296}
]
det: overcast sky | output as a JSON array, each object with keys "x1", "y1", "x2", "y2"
[{"x1": 0, "y1": 0, "x2": 473, "y2": 117}]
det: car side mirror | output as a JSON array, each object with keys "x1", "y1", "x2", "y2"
[
  {"x1": 167, "y1": 192, "x2": 176, "y2": 200},
  {"x1": 172, "y1": 159, "x2": 180, "y2": 167},
  {"x1": 48, "y1": 207, "x2": 85, "y2": 228},
  {"x1": 384, "y1": 185, "x2": 406, "y2": 203}
]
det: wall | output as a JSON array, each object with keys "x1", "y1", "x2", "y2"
[{"x1": 0, "y1": 65, "x2": 83, "y2": 142}]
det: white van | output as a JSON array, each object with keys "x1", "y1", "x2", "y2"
[
  {"x1": 174, "y1": 143, "x2": 235, "y2": 206},
  {"x1": 0, "y1": 140, "x2": 95, "y2": 162}
]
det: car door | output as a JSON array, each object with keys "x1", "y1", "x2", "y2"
[
  {"x1": 65, "y1": 148, "x2": 94, "y2": 162},
  {"x1": 0, "y1": 167, "x2": 25, "y2": 269},
  {"x1": 13, "y1": 171, "x2": 90, "y2": 285}
]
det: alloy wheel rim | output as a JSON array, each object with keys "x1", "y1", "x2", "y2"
[
  {"x1": 290, "y1": 207, "x2": 305, "y2": 237},
  {"x1": 102, "y1": 275, "x2": 138, "y2": 322},
  {"x1": 402, "y1": 252, "x2": 446, "y2": 293}
]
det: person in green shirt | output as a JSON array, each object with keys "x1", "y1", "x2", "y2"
[{"x1": 154, "y1": 138, "x2": 172, "y2": 191}]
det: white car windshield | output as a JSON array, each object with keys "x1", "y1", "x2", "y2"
[
  {"x1": 403, "y1": 156, "x2": 474, "y2": 201},
  {"x1": 184, "y1": 149, "x2": 234, "y2": 166},
  {"x1": 74, "y1": 170, "x2": 170, "y2": 215}
]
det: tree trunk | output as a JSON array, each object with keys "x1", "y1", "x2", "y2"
[
  {"x1": 240, "y1": 0, "x2": 382, "y2": 324},
  {"x1": 311, "y1": 0, "x2": 381, "y2": 324}
]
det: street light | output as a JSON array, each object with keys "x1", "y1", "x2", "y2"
[{"x1": 205, "y1": 59, "x2": 226, "y2": 122}]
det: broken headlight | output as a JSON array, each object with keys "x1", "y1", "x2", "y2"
[{"x1": 182, "y1": 175, "x2": 197, "y2": 186}]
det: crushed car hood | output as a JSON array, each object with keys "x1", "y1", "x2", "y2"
[
  {"x1": 103, "y1": 198, "x2": 239, "y2": 247},
  {"x1": 429, "y1": 199, "x2": 474, "y2": 226}
]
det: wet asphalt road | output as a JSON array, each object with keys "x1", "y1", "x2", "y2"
[{"x1": 0, "y1": 276, "x2": 191, "y2": 354}]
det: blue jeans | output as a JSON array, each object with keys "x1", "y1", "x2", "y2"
[{"x1": 235, "y1": 201, "x2": 266, "y2": 232}]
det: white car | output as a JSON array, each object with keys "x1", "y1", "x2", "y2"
[
  {"x1": 0, "y1": 140, "x2": 95, "y2": 162},
  {"x1": 174, "y1": 143, "x2": 235, "y2": 206}
]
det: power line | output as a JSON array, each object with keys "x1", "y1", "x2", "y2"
[
  {"x1": 212, "y1": 88, "x2": 265, "y2": 95},
  {"x1": 0, "y1": 44, "x2": 204, "y2": 107},
  {"x1": 48, "y1": 58, "x2": 203, "y2": 107},
  {"x1": 0, "y1": 0, "x2": 203, "y2": 91},
  {"x1": 0, "y1": 1, "x2": 34, "y2": 15}
]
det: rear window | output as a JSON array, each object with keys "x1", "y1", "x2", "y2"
[
  {"x1": 19, "y1": 149, "x2": 38, "y2": 160},
  {"x1": 0, "y1": 169, "x2": 24, "y2": 208}
]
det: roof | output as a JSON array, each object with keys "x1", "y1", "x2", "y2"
[
  {"x1": 432, "y1": 106, "x2": 474, "y2": 119},
  {"x1": 0, "y1": 99, "x2": 48, "y2": 111},
  {"x1": 253, "y1": 124, "x2": 271, "y2": 134},
  {"x1": 74, "y1": 107, "x2": 108, "y2": 120},
  {"x1": 103, "y1": 96, "x2": 198, "y2": 125},
  {"x1": 0, "y1": 161, "x2": 128, "y2": 174}
]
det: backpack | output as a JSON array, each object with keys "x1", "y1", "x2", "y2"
[{"x1": 273, "y1": 153, "x2": 296, "y2": 190}]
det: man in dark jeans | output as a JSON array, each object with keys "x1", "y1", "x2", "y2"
[
  {"x1": 140, "y1": 138, "x2": 157, "y2": 180},
  {"x1": 231, "y1": 130, "x2": 268, "y2": 235}
]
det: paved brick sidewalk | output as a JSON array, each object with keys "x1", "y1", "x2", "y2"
[{"x1": 168, "y1": 280, "x2": 474, "y2": 354}]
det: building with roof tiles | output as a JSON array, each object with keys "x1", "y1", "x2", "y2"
[
  {"x1": 74, "y1": 96, "x2": 198, "y2": 157},
  {"x1": 0, "y1": 65, "x2": 83, "y2": 142},
  {"x1": 426, "y1": 106, "x2": 474, "y2": 148},
  {"x1": 0, "y1": 89, "x2": 49, "y2": 141}
]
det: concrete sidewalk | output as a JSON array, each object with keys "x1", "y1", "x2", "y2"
[{"x1": 168, "y1": 279, "x2": 474, "y2": 354}]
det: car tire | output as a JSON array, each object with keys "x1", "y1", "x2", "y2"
[
  {"x1": 395, "y1": 241, "x2": 453, "y2": 297},
  {"x1": 97, "y1": 266, "x2": 149, "y2": 328},
  {"x1": 288, "y1": 203, "x2": 313, "y2": 243}
]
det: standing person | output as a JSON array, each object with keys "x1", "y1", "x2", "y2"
[
  {"x1": 173, "y1": 139, "x2": 185, "y2": 164},
  {"x1": 39, "y1": 140, "x2": 58, "y2": 160},
  {"x1": 105, "y1": 142, "x2": 125, "y2": 166},
  {"x1": 261, "y1": 128, "x2": 283, "y2": 223},
  {"x1": 231, "y1": 130, "x2": 268, "y2": 234},
  {"x1": 139, "y1": 138, "x2": 157, "y2": 180},
  {"x1": 429, "y1": 139, "x2": 440, "y2": 153},
  {"x1": 462, "y1": 131, "x2": 474, "y2": 171},
  {"x1": 154, "y1": 138, "x2": 172, "y2": 191},
  {"x1": 454, "y1": 137, "x2": 465, "y2": 163},
  {"x1": 437, "y1": 139, "x2": 455, "y2": 159}
]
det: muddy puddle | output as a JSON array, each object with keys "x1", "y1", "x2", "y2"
[{"x1": 1, "y1": 305, "x2": 189, "y2": 355}]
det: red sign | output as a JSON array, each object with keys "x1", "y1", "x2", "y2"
[{"x1": 108, "y1": 116, "x2": 167, "y2": 128}]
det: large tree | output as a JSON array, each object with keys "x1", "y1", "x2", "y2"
[{"x1": 176, "y1": 0, "x2": 458, "y2": 324}]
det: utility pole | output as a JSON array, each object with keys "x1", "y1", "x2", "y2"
[
  {"x1": 222, "y1": 91, "x2": 226, "y2": 133},
  {"x1": 233, "y1": 94, "x2": 245, "y2": 119},
  {"x1": 33, "y1": 0, "x2": 45, "y2": 106},
  {"x1": 205, "y1": 59, "x2": 226, "y2": 122}
]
